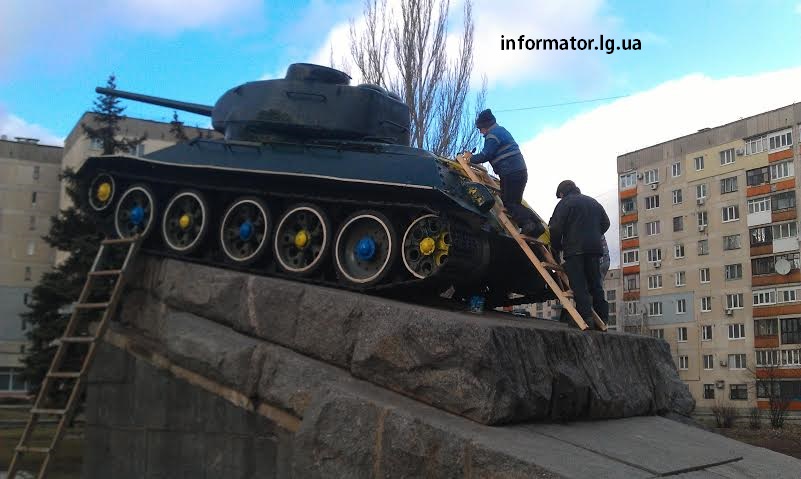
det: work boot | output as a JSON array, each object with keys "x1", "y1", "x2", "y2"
[{"x1": 520, "y1": 221, "x2": 545, "y2": 237}]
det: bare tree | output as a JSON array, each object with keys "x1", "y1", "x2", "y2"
[
  {"x1": 750, "y1": 362, "x2": 791, "y2": 428},
  {"x1": 343, "y1": 0, "x2": 487, "y2": 157}
]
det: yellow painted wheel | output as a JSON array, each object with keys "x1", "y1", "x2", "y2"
[{"x1": 161, "y1": 190, "x2": 208, "y2": 254}]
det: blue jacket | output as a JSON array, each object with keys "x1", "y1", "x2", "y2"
[{"x1": 470, "y1": 124, "x2": 527, "y2": 176}]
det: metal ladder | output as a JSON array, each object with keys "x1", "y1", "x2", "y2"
[
  {"x1": 455, "y1": 155, "x2": 607, "y2": 331},
  {"x1": 7, "y1": 235, "x2": 142, "y2": 479}
]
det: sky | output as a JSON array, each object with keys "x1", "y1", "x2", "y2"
[{"x1": 2, "y1": 0, "x2": 801, "y2": 266}]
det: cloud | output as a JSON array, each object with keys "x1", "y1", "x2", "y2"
[
  {"x1": 302, "y1": 0, "x2": 634, "y2": 88},
  {"x1": 0, "y1": 0, "x2": 263, "y2": 79},
  {"x1": 517, "y1": 66, "x2": 801, "y2": 267},
  {"x1": 0, "y1": 107, "x2": 65, "y2": 146}
]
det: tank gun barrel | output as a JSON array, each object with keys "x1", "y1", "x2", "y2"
[{"x1": 95, "y1": 87, "x2": 213, "y2": 117}]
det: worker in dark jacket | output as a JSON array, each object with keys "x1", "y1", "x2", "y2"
[
  {"x1": 464, "y1": 109, "x2": 543, "y2": 237},
  {"x1": 549, "y1": 180, "x2": 611, "y2": 329}
]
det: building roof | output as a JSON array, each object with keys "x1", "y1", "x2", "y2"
[{"x1": 0, "y1": 138, "x2": 63, "y2": 164}]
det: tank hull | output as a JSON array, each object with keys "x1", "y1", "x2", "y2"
[{"x1": 77, "y1": 139, "x2": 556, "y2": 308}]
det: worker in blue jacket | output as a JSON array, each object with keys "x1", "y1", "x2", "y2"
[{"x1": 464, "y1": 109, "x2": 543, "y2": 237}]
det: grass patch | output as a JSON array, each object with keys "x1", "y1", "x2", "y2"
[{"x1": 1, "y1": 425, "x2": 84, "y2": 478}]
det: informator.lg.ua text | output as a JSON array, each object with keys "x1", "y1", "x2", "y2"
[{"x1": 501, "y1": 35, "x2": 641, "y2": 54}]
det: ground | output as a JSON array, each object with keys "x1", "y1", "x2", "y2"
[
  {"x1": 0, "y1": 407, "x2": 83, "y2": 478},
  {"x1": 713, "y1": 423, "x2": 801, "y2": 460}
]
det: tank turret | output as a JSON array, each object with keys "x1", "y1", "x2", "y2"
[{"x1": 96, "y1": 63, "x2": 411, "y2": 145}]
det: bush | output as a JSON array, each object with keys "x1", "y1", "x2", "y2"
[
  {"x1": 748, "y1": 406, "x2": 762, "y2": 429},
  {"x1": 712, "y1": 403, "x2": 737, "y2": 428}
]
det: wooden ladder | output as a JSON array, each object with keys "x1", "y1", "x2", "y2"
[
  {"x1": 455, "y1": 155, "x2": 606, "y2": 332},
  {"x1": 7, "y1": 235, "x2": 142, "y2": 479}
]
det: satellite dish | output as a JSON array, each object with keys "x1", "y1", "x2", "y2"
[{"x1": 775, "y1": 258, "x2": 792, "y2": 275}]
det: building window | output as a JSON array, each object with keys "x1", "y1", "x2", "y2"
[
  {"x1": 770, "y1": 160, "x2": 793, "y2": 181},
  {"x1": 644, "y1": 169, "x2": 659, "y2": 185},
  {"x1": 780, "y1": 318, "x2": 801, "y2": 344},
  {"x1": 730, "y1": 384, "x2": 748, "y2": 400},
  {"x1": 651, "y1": 328, "x2": 665, "y2": 339},
  {"x1": 697, "y1": 239, "x2": 709, "y2": 256},
  {"x1": 675, "y1": 272, "x2": 686, "y2": 287},
  {"x1": 703, "y1": 384, "x2": 715, "y2": 399},
  {"x1": 23, "y1": 293, "x2": 30, "y2": 306},
  {"x1": 672, "y1": 189, "x2": 682, "y2": 205},
  {"x1": 720, "y1": 176, "x2": 738, "y2": 194},
  {"x1": 679, "y1": 356, "x2": 689, "y2": 370},
  {"x1": 746, "y1": 166, "x2": 769, "y2": 186},
  {"x1": 697, "y1": 211, "x2": 708, "y2": 228},
  {"x1": 768, "y1": 128, "x2": 792, "y2": 151},
  {"x1": 672, "y1": 162, "x2": 682, "y2": 177},
  {"x1": 645, "y1": 195, "x2": 660, "y2": 210},
  {"x1": 781, "y1": 350, "x2": 801, "y2": 366},
  {"x1": 648, "y1": 274, "x2": 663, "y2": 290},
  {"x1": 746, "y1": 135, "x2": 767, "y2": 155},
  {"x1": 621, "y1": 222, "x2": 638, "y2": 239},
  {"x1": 753, "y1": 289, "x2": 776, "y2": 306},
  {"x1": 701, "y1": 297, "x2": 712, "y2": 312},
  {"x1": 751, "y1": 256, "x2": 775, "y2": 275},
  {"x1": 750, "y1": 226, "x2": 772, "y2": 246},
  {"x1": 673, "y1": 216, "x2": 683, "y2": 232},
  {"x1": 89, "y1": 137, "x2": 103, "y2": 150},
  {"x1": 695, "y1": 184, "x2": 707, "y2": 199},
  {"x1": 674, "y1": 243, "x2": 685, "y2": 259},
  {"x1": 24, "y1": 267, "x2": 31, "y2": 281},
  {"x1": 747, "y1": 197, "x2": 771, "y2": 214},
  {"x1": 26, "y1": 241, "x2": 35, "y2": 256},
  {"x1": 622, "y1": 249, "x2": 639, "y2": 266},
  {"x1": 29, "y1": 215, "x2": 35, "y2": 230},
  {"x1": 722, "y1": 234, "x2": 741, "y2": 250},
  {"x1": 728, "y1": 354, "x2": 747, "y2": 370},
  {"x1": 624, "y1": 274, "x2": 639, "y2": 291},
  {"x1": 726, "y1": 293, "x2": 744, "y2": 309},
  {"x1": 728, "y1": 323, "x2": 745, "y2": 339},
  {"x1": 756, "y1": 350, "x2": 780, "y2": 367},
  {"x1": 31, "y1": 192, "x2": 37, "y2": 207},
  {"x1": 677, "y1": 327, "x2": 688, "y2": 342},
  {"x1": 772, "y1": 221, "x2": 797, "y2": 240},
  {"x1": 694, "y1": 156, "x2": 704, "y2": 171},
  {"x1": 722, "y1": 205, "x2": 739, "y2": 222},
  {"x1": 676, "y1": 298, "x2": 687, "y2": 313},
  {"x1": 755, "y1": 318, "x2": 778, "y2": 336},
  {"x1": 620, "y1": 172, "x2": 637, "y2": 189},
  {"x1": 700, "y1": 267, "x2": 710, "y2": 283},
  {"x1": 777, "y1": 286, "x2": 798, "y2": 303},
  {"x1": 719, "y1": 148, "x2": 735, "y2": 165},
  {"x1": 646, "y1": 220, "x2": 661, "y2": 236},
  {"x1": 702, "y1": 325, "x2": 713, "y2": 341},
  {"x1": 772, "y1": 191, "x2": 796, "y2": 211},
  {"x1": 647, "y1": 248, "x2": 662, "y2": 263},
  {"x1": 621, "y1": 197, "x2": 636, "y2": 214},
  {"x1": 0, "y1": 368, "x2": 29, "y2": 392},
  {"x1": 703, "y1": 354, "x2": 714, "y2": 370},
  {"x1": 724, "y1": 263, "x2": 742, "y2": 280},
  {"x1": 648, "y1": 302, "x2": 663, "y2": 317},
  {"x1": 625, "y1": 301, "x2": 640, "y2": 316},
  {"x1": 33, "y1": 166, "x2": 40, "y2": 180},
  {"x1": 606, "y1": 290, "x2": 616, "y2": 301}
]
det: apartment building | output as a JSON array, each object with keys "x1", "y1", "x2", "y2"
[
  {"x1": 617, "y1": 104, "x2": 801, "y2": 414},
  {"x1": 0, "y1": 136, "x2": 63, "y2": 397},
  {"x1": 604, "y1": 268, "x2": 622, "y2": 330}
]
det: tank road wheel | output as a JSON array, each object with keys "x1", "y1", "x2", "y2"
[
  {"x1": 334, "y1": 210, "x2": 397, "y2": 287},
  {"x1": 161, "y1": 190, "x2": 209, "y2": 254},
  {"x1": 402, "y1": 214, "x2": 451, "y2": 279},
  {"x1": 114, "y1": 184, "x2": 157, "y2": 239},
  {"x1": 273, "y1": 203, "x2": 330, "y2": 276},
  {"x1": 88, "y1": 173, "x2": 116, "y2": 213},
  {"x1": 220, "y1": 197, "x2": 272, "y2": 265}
]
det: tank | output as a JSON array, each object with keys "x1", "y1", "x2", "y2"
[{"x1": 76, "y1": 63, "x2": 558, "y2": 308}]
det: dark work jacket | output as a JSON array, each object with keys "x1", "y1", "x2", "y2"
[
  {"x1": 470, "y1": 124, "x2": 526, "y2": 176},
  {"x1": 549, "y1": 191, "x2": 610, "y2": 258}
]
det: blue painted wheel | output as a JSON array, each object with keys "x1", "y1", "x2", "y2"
[
  {"x1": 220, "y1": 197, "x2": 272, "y2": 264},
  {"x1": 334, "y1": 210, "x2": 397, "y2": 286},
  {"x1": 114, "y1": 185, "x2": 156, "y2": 239}
]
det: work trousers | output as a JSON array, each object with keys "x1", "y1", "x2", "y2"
[
  {"x1": 500, "y1": 170, "x2": 538, "y2": 228},
  {"x1": 563, "y1": 254, "x2": 609, "y2": 326}
]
